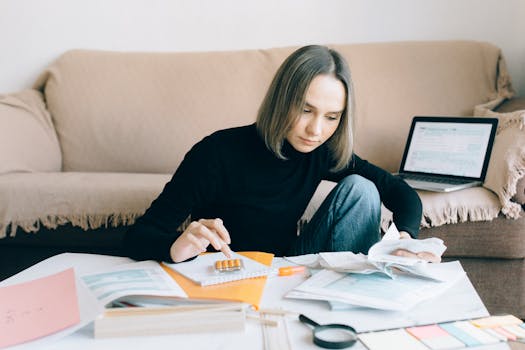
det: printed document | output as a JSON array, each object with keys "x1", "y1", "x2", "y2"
[
  {"x1": 286, "y1": 261, "x2": 465, "y2": 311},
  {"x1": 80, "y1": 260, "x2": 188, "y2": 307}
]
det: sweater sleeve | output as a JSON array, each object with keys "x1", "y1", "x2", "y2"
[
  {"x1": 121, "y1": 136, "x2": 222, "y2": 261},
  {"x1": 329, "y1": 154, "x2": 423, "y2": 237}
]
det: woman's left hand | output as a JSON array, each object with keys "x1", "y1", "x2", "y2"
[{"x1": 390, "y1": 231, "x2": 442, "y2": 263}]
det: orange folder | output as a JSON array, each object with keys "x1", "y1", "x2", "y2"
[{"x1": 161, "y1": 251, "x2": 274, "y2": 309}]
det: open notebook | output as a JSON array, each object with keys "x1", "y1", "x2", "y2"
[{"x1": 164, "y1": 252, "x2": 273, "y2": 286}]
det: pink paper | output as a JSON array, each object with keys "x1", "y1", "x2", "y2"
[
  {"x1": 0, "y1": 268, "x2": 80, "y2": 348},
  {"x1": 406, "y1": 324, "x2": 450, "y2": 339}
]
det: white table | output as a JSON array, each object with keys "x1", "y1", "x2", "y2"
[{"x1": 3, "y1": 253, "x2": 512, "y2": 350}]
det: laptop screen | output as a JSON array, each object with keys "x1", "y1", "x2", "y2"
[{"x1": 400, "y1": 117, "x2": 498, "y2": 180}]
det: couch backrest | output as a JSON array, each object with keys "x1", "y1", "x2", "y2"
[{"x1": 35, "y1": 41, "x2": 513, "y2": 173}]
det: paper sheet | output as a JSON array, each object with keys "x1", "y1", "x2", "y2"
[
  {"x1": 286, "y1": 261, "x2": 466, "y2": 311},
  {"x1": 80, "y1": 260, "x2": 187, "y2": 306},
  {"x1": 0, "y1": 268, "x2": 80, "y2": 348}
]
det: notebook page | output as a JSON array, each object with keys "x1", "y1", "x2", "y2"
[{"x1": 164, "y1": 252, "x2": 272, "y2": 286}]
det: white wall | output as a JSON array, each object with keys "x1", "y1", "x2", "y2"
[{"x1": 1, "y1": 0, "x2": 524, "y2": 96}]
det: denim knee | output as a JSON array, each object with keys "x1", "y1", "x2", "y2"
[{"x1": 336, "y1": 175, "x2": 380, "y2": 211}]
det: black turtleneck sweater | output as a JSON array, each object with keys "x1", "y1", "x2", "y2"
[{"x1": 122, "y1": 124, "x2": 422, "y2": 262}]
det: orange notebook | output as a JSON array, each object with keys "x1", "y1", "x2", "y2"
[{"x1": 161, "y1": 251, "x2": 274, "y2": 309}]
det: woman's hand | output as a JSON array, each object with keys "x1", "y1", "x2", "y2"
[
  {"x1": 390, "y1": 231, "x2": 442, "y2": 263},
  {"x1": 170, "y1": 218, "x2": 232, "y2": 263}
]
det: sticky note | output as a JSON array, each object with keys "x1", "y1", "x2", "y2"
[
  {"x1": 483, "y1": 328, "x2": 509, "y2": 341},
  {"x1": 439, "y1": 322, "x2": 481, "y2": 347},
  {"x1": 452, "y1": 321, "x2": 499, "y2": 345},
  {"x1": 406, "y1": 324, "x2": 465, "y2": 349},
  {"x1": 359, "y1": 329, "x2": 428, "y2": 350},
  {"x1": 502, "y1": 325, "x2": 525, "y2": 338},
  {"x1": 472, "y1": 315, "x2": 523, "y2": 328},
  {"x1": 493, "y1": 327, "x2": 517, "y2": 341}
]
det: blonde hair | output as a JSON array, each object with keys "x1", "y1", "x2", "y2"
[{"x1": 256, "y1": 45, "x2": 355, "y2": 172}]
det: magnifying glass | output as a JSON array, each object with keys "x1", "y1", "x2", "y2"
[{"x1": 299, "y1": 314, "x2": 357, "y2": 349}]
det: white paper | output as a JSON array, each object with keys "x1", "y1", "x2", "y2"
[
  {"x1": 317, "y1": 223, "x2": 448, "y2": 281},
  {"x1": 80, "y1": 260, "x2": 188, "y2": 307},
  {"x1": 164, "y1": 252, "x2": 272, "y2": 286},
  {"x1": 286, "y1": 261, "x2": 465, "y2": 311}
]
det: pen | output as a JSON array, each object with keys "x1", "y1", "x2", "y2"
[{"x1": 276, "y1": 265, "x2": 307, "y2": 276}]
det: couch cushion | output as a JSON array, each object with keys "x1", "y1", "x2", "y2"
[
  {"x1": 0, "y1": 90, "x2": 61, "y2": 174},
  {"x1": 0, "y1": 172, "x2": 171, "y2": 238},
  {"x1": 33, "y1": 48, "x2": 293, "y2": 173},
  {"x1": 34, "y1": 41, "x2": 513, "y2": 174},
  {"x1": 419, "y1": 215, "x2": 525, "y2": 259}
]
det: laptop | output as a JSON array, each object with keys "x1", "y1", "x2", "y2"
[{"x1": 396, "y1": 116, "x2": 498, "y2": 192}]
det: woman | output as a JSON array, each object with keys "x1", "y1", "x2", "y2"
[{"x1": 122, "y1": 45, "x2": 439, "y2": 263}]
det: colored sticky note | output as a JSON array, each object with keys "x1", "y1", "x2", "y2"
[
  {"x1": 484, "y1": 328, "x2": 509, "y2": 341},
  {"x1": 439, "y1": 322, "x2": 481, "y2": 347},
  {"x1": 406, "y1": 324, "x2": 465, "y2": 349},
  {"x1": 502, "y1": 325, "x2": 525, "y2": 338},
  {"x1": 359, "y1": 329, "x2": 428, "y2": 350},
  {"x1": 454, "y1": 321, "x2": 500, "y2": 344},
  {"x1": 493, "y1": 327, "x2": 517, "y2": 341},
  {"x1": 407, "y1": 324, "x2": 451, "y2": 338},
  {"x1": 0, "y1": 268, "x2": 80, "y2": 348},
  {"x1": 472, "y1": 315, "x2": 523, "y2": 328}
]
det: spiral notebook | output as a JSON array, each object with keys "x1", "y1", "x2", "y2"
[{"x1": 164, "y1": 252, "x2": 273, "y2": 286}]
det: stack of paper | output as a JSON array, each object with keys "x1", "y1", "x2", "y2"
[
  {"x1": 94, "y1": 302, "x2": 247, "y2": 338},
  {"x1": 286, "y1": 261, "x2": 465, "y2": 311}
]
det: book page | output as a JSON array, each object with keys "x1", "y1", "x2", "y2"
[{"x1": 80, "y1": 260, "x2": 187, "y2": 306}]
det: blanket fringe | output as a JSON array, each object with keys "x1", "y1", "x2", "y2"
[
  {"x1": 0, "y1": 213, "x2": 193, "y2": 239},
  {"x1": 379, "y1": 204, "x2": 499, "y2": 232},
  {"x1": 420, "y1": 205, "x2": 500, "y2": 228}
]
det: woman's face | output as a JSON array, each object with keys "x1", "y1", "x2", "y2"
[{"x1": 286, "y1": 74, "x2": 346, "y2": 153}]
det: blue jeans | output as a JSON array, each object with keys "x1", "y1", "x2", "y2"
[{"x1": 288, "y1": 175, "x2": 381, "y2": 255}]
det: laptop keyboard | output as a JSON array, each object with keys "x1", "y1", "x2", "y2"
[{"x1": 400, "y1": 174, "x2": 472, "y2": 185}]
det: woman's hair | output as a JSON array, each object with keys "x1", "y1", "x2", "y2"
[{"x1": 256, "y1": 45, "x2": 355, "y2": 172}]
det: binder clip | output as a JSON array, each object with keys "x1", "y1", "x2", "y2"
[{"x1": 214, "y1": 258, "x2": 244, "y2": 273}]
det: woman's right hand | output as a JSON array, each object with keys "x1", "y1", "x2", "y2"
[{"x1": 169, "y1": 218, "x2": 232, "y2": 262}]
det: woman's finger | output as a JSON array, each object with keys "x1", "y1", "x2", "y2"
[
  {"x1": 391, "y1": 249, "x2": 441, "y2": 263},
  {"x1": 185, "y1": 232, "x2": 209, "y2": 252},
  {"x1": 189, "y1": 221, "x2": 230, "y2": 255},
  {"x1": 199, "y1": 218, "x2": 231, "y2": 244},
  {"x1": 416, "y1": 251, "x2": 441, "y2": 263}
]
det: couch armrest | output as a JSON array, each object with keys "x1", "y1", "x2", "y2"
[{"x1": 495, "y1": 97, "x2": 525, "y2": 113}]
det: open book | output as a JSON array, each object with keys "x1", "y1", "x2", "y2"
[
  {"x1": 80, "y1": 260, "x2": 189, "y2": 306},
  {"x1": 80, "y1": 260, "x2": 247, "y2": 338}
]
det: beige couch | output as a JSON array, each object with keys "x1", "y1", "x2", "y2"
[{"x1": 1, "y1": 40, "x2": 524, "y2": 316}]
